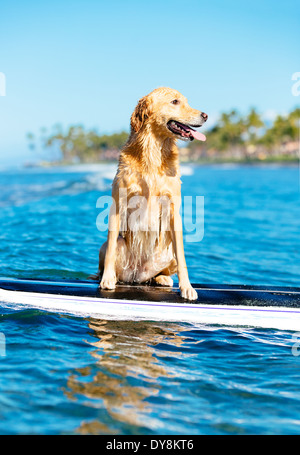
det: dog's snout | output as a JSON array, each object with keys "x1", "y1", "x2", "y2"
[{"x1": 201, "y1": 112, "x2": 208, "y2": 122}]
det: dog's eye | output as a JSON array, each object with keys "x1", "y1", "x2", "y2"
[{"x1": 171, "y1": 99, "x2": 180, "y2": 105}]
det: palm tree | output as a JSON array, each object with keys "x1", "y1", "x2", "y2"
[{"x1": 245, "y1": 108, "x2": 264, "y2": 143}]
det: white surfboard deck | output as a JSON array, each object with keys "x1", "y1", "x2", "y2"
[{"x1": 1, "y1": 278, "x2": 300, "y2": 331}]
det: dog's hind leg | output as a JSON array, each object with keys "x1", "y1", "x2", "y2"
[
  {"x1": 154, "y1": 275, "x2": 173, "y2": 287},
  {"x1": 88, "y1": 241, "x2": 107, "y2": 280},
  {"x1": 154, "y1": 258, "x2": 177, "y2": 287}
]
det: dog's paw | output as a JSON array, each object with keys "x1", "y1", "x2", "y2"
[
  {"x1": 154, "y1": 275, "x2": 173, "y2": 287},
  {"x1": 180, "y1": 285, "x2": 198, "y2": 301},
  {"x1": 99, "y1": 275, "x2": 116, "y2": 290}
]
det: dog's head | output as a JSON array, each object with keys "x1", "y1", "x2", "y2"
[{"x1": 130, "y1": 87, "x2": 207, "y2": 142}]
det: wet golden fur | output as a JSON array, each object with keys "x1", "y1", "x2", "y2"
[{"x1": 94, "y1": 87, "x2": 207, "y2": 300}]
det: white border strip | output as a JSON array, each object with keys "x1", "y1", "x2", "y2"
[{"x1": 1, "y1": 288, "x2": 300, "y2": 331}]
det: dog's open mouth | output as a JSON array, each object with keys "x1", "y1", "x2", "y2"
[{"x1": 167, "y1": 120, "x2": 206, "y2": 141}]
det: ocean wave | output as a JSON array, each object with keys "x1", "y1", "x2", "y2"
[
  {"x1": 180, "y1": 165, "x2": 194, "y2": 176},
  {"x1": 0, "y1": 168, "x2": 115, "y2": 207}
]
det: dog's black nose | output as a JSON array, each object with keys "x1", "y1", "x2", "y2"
[{"x1": 201, "y1": 112, "x2": 208, "y2": 121}]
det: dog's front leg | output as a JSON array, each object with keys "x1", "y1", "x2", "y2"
[
  {"x1": 99, "y1": 203, "x2": 120, "y2": 290},
  {"x1": 171, "y1": 205, "x2": 198, "y2": 301}
]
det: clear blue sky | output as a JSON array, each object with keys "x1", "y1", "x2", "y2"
[{"x1": 0, "y1": 0, "x2": 299, "y2": 165}]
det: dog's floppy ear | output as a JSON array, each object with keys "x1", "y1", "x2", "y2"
[{"x1": 130, "y1": 96, "x2": 151, "y2": 133}]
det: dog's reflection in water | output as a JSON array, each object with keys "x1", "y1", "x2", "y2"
[{"x1": 65, "y1": 319, "x2": 189, "y2": 434}]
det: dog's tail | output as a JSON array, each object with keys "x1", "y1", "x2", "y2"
[{"x1": 88, "y1": 271, "x2": 100, "y2": 281}]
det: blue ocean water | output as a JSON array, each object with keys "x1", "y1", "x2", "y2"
[{"x1": 0, "y1": 163, "x2": 300, "y2": 434}]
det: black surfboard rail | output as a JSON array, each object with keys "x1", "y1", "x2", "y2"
[{"x1": 1, "y1": 277, "x2": 300, "y2": 308}]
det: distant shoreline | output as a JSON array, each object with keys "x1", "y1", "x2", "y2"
[{"x1": 21, "y1": 156, "x2": 299, "y2": 170}]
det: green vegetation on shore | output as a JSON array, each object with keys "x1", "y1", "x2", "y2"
[
  {"x1": 26, "y1": 124, "x2": 128, "y2": 164},
  {"x1": 185, "y1": 107, "x2": 299, "y2": 163},
  {"x1": 26, "y1": 107, "x2": 299, "y2": 165}
]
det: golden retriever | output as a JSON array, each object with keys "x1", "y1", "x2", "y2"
[{"x1": 94, "y1": 87, "x2": 207, "y2": 300}]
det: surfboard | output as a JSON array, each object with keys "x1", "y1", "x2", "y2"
[{"x1": 1, "y1": 277, "x2": 300, "y2": 331}]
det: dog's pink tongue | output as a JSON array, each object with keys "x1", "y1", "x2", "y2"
[{"x1": 190, "y1": 130, "x2": 206, "y2": 141}]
